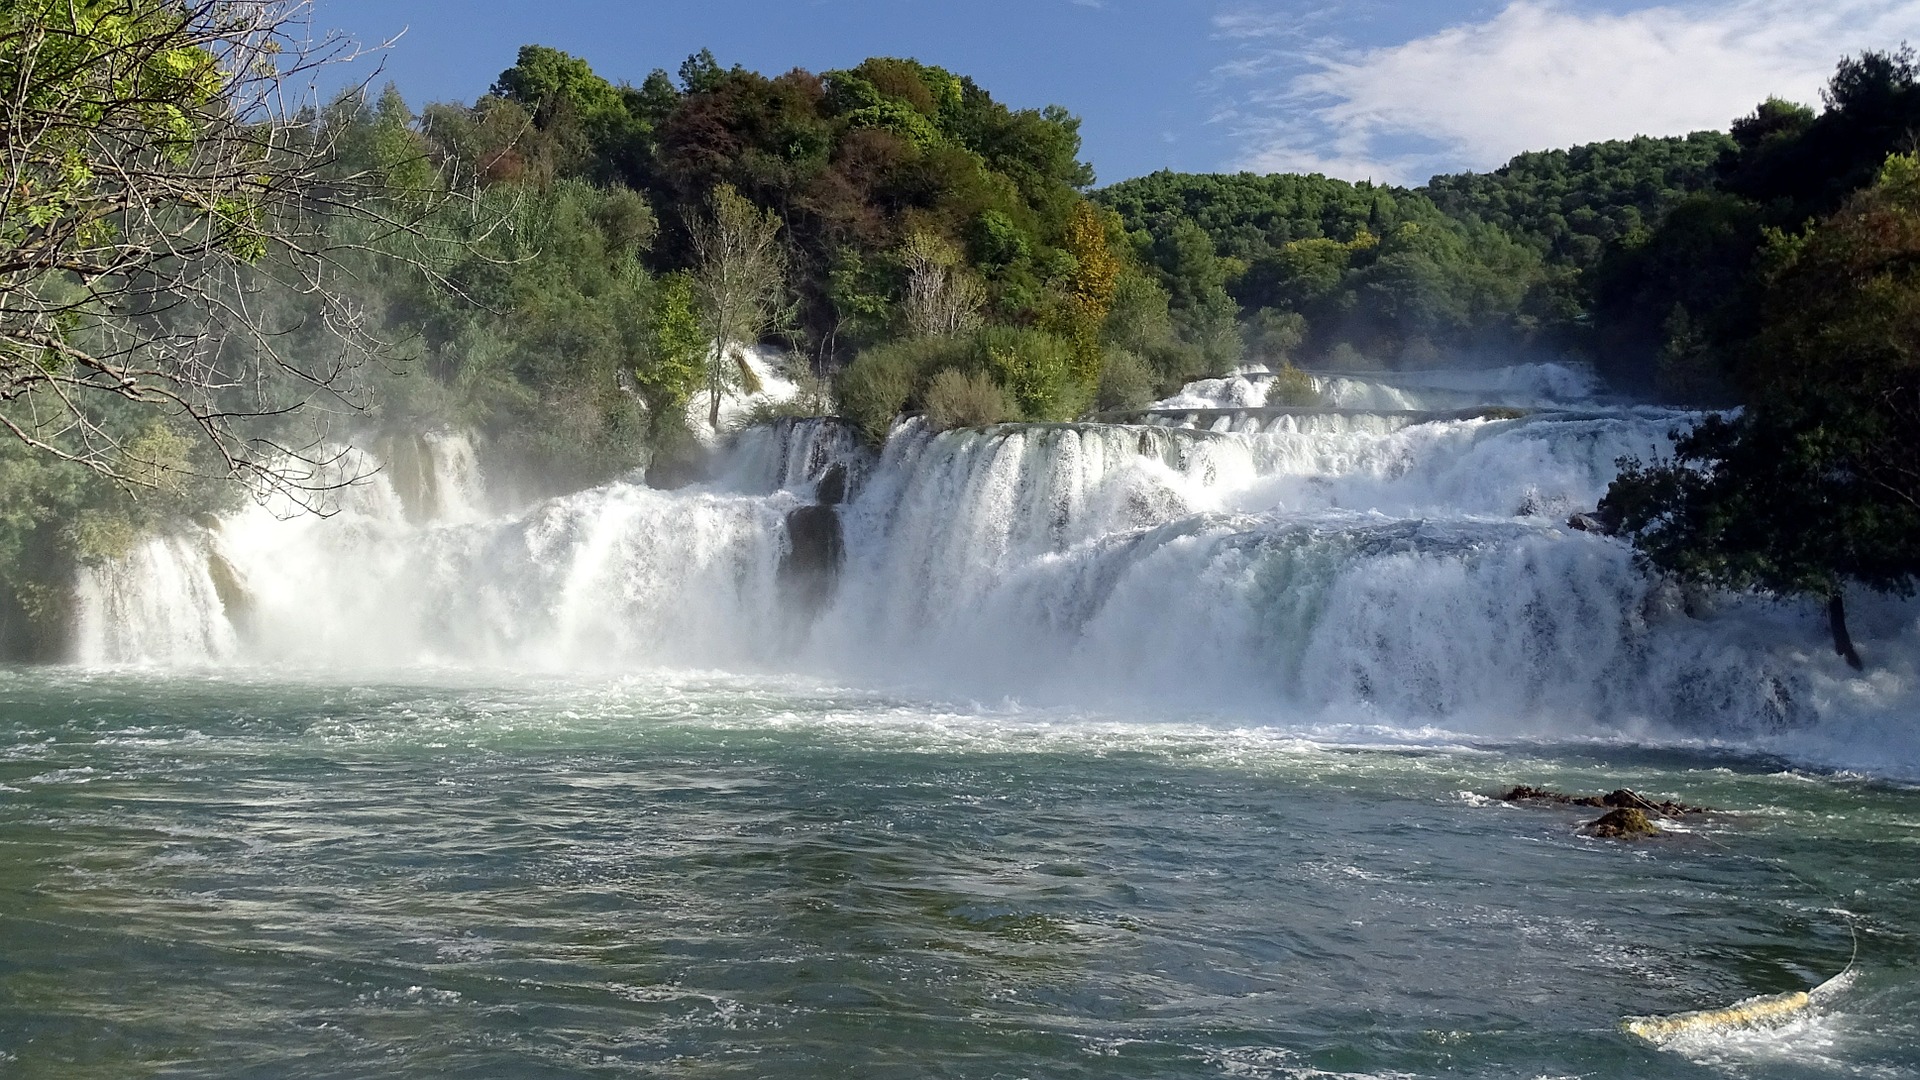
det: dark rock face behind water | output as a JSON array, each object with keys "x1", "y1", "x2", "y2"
[{"x1": 779, "y1": 464, "x2": 847, "y2": 613}]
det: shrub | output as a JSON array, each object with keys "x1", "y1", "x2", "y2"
[
  {"x1": 1247, "y1": 308, "x2": 1307, "y2": 364},
  {"x1": 1141, "y1": 340, "x2": 1210, "y2": 395},
  {"x1": 835, "y1": 336, "x2": 969, "y2": 442},
  {"x1": 1325, "y1": 342, "x2": 1371, "y2": 370},
  {"x1": 1398, "y1": 335, "x2": 1445, "y2": 369},
  {"x1": 923, "y1": 368, "x2": 1010, "y2": 430},
  {"x1": 1267, "y1": 363, "x2": 1321, "y2": 407},
  {"x1": 835, "y1": 345, "x2": 917, "y2": 443},
  {"x1": 1096, "y1": 348, "x2": 1157, "y2": 411},
  {"x1": 973, "y1": 326, "x2": 1079, "y2": 421},
  {"x1": 1102, "y1": 271, "x2": 1176, "y2": 354}
]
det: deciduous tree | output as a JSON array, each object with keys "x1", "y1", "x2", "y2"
[
  {"x1": 899, "y1": 229, "x2": 983, "y2": 339},
  {"x1": 0, "y1": 0, "x2": 424, "y2": 496},
  {"x1": 687, "y1": 182, "x2": 788, "y2": 427},
  {"x1": 1603, "y1": 153, "x2": 1920, "y2": 668}
]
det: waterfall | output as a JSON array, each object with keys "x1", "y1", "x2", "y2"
[
  {"x1": 69, "y1": 373, "x2": 1920, "y2": 740},
  {"x1": 1150, "y1": 362, "x2": 1604, "y2": 413}
]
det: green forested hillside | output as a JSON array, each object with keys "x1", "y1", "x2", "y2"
[
  {"x1": 5, "y1": 6, "x2": 1920, "y2": 657},
  {"x1": 1098, "y1": 171, "x2": 1550, "y2": 364},
  {"x1": 1096, "y1": 133, "x2": 1744, "y2": 370},
  {"x1": 1424, "y1": 133, "x2": 1734, "y2": 267}
]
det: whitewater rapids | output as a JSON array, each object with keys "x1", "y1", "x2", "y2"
[{"x1": 70, "y1": 366, "x2": 1920, "y2": 763}]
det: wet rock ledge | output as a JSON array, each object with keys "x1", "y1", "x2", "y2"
[{"x1": 1498, "y1": 786, "x2": 1711, "y2": 839}]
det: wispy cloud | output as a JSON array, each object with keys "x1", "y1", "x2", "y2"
[{"x1": 1214, "y1": 0, "x2": 1920, "y2": 186}]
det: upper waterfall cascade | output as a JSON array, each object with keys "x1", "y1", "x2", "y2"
[{"x1": 72, "y1": 367, "x2": 1920, "y2": 747}]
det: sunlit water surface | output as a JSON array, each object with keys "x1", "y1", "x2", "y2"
[{"x1": 1, "y1": 668, "x2": 1915, "y2": 1078}]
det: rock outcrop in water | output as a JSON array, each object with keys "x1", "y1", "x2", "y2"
[
  {"x1": 1499, "y1": 786, "x2": 1708, "y2": 816},
  {"x1": 1497, "y1": 787, "x2": 1699, "y2": 838},
  {"x1": 1566, "y1": 510, "x2": 1618, "y2": 535},
  {"x1": 1584, "y1": 807, "x2": 1661, "y2": 838},
  {"x1": 779, "y1": 464, "x2": 847, "y2": 614}
]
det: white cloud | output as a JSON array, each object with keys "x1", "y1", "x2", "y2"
[{"x1": 1217, "y1": 0, "x2": 1920, "y2": 186}]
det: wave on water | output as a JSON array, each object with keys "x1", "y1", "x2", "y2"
[{"x1": 69, "y1": 365, "x2": 1920, "y2": 774}]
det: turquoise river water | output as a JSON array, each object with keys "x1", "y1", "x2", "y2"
[{"x1": 1, "y1": 669, "x2": 1915, "y2": 1078}]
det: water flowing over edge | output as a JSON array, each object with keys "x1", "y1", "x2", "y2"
[{"x1": 68, "y1": 368, "x2": 1920, "y2": 777}]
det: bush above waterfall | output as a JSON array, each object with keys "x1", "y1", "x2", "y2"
[
  {"x1": 1095, "y1": 350, "x2": 1158, "y2": 412},
  {"x1": 924, "y1": 370, "x2": 1012, "y2": 431},
  {"x1": 835, "y1": 328, "x2": 1094, "y2": 440}
]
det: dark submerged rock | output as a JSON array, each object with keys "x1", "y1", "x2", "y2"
[
  {"x1": 205, "y1": 551, "x2": 252, "y2": 623},
  {"x1": 1567, "y1": 504, "x2": 1622, "y2": 535},
  {"x1": 1500, "y1": 784, "x2": 1567, "y2": 803},
  {"x1": 813, "y1": 463, "x2": 848, "y2": 507}
]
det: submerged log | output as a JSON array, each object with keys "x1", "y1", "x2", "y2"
[{"x1": 1625, "y1": 989, "x2": 1813, "y2": 1042}]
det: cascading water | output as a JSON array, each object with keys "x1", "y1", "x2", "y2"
[
  {"x1": 1152, "y1": 361, "x2": 1605, "y2": 412},
  {"x1": 71, "y1": 371, "x2": 1920, "y2": 748}
]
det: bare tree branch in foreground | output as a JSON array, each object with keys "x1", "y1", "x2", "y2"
[{"x1": 0, "y1": 0, "x2": 450, "y2": 505}]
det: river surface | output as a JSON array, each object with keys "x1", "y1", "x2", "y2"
[{"x1": 1, "y1": 668, "x2": 1915, "y2": 1078}]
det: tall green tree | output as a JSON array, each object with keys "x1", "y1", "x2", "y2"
[
  {"x1": 1602, "y1": 153, "x2": 1920, "y2": 667},
  {"x1": 688, "y1": 183, "x2": 789, "y2": 428},
  {"x1": 638, "y1": 272, "x2": 706, "y2": 422},
  {"x1": 1590, "y1": 49, "x2": 1920, "y2": 395}
]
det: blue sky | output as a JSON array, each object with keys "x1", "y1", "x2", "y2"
[{"x1": 310, "y1": 0, "x2": 1920, "y2": 187}]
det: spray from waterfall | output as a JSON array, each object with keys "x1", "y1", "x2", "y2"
[{"x1": 69, "y1": 368, "x2": 1920, "y2": 749}]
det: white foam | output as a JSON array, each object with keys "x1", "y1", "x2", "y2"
[{"x1": 68, "y1": 390, "x2": 1920, "y2": 775}]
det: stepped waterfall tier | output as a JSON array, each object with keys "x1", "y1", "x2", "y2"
[
  {"x1": 9, "y1": 366, "x2": 1917, "y2": 1078},
  {"x1": 70, "y1": 370, "x2": 1918, "y2": 749}
]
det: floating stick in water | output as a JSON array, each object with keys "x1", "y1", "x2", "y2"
[
  {"x1": 1621, "y1": 970, "x2": 1854, "y2": 1044},
  {"x1": 1606, "y1": 788, "x2": 1863, "y2": 1048},
  {"x1": 1623, "y1": 990, "x2": 1811, "y2": 1042}
]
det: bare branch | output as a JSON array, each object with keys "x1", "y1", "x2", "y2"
[{"x1": 0, "y1": 0, "x2": 472, "y2": 501}]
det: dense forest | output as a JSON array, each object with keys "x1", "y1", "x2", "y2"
[{"x1": 2, "y1": 0, "x2": 1919, "y2": 658}]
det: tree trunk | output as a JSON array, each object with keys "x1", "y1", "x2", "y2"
[{"x1": 1828, "y1": 591, "x2": 1864, "y2": 670}]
